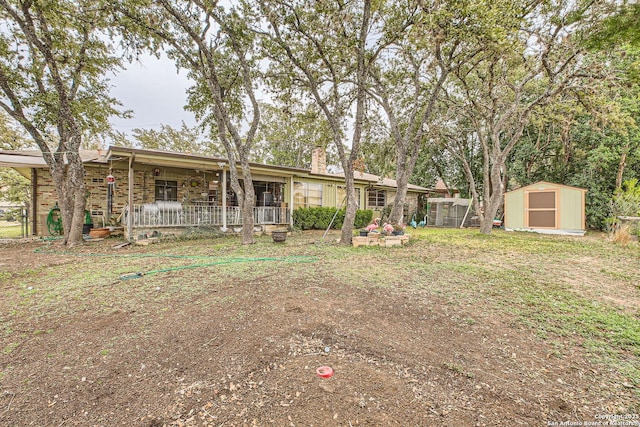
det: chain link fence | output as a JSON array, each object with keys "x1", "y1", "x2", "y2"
[{"x1": 0, "y1": 205, "x2": 30, "y2": 239}]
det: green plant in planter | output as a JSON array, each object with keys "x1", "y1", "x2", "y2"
[{"x1": 392, "y1": 223, "x2": 406, "y2": 235}]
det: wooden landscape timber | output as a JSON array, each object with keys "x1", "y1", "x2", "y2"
[{"x1": 352, "y1": 234, "x2": 410, "y2": 247}]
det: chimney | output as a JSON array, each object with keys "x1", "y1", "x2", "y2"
[{"x1": 311, "y1": 147, "x2": 327, "y2": 174}]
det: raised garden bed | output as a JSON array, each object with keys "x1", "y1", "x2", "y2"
[{"x1": 352, "y1": 234, "x2": 410, "y2": 247}]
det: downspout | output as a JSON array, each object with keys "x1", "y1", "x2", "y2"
[{"x1": 127, "y1": 154, "x2": 135, "y2": 240}]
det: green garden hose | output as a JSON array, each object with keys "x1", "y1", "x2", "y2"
[
  {"x1": 32, "y1": 246, "x2": 317, "y2": 281},
  {"x1": 46, "y1": 205, "x2": 93, "y2": 235},
  {"x1": 46, "y1": 205, "x2": 63, "y2": 236},
  {"x1": 117, "y1": 256, "x2": 316, "y2": 280}
]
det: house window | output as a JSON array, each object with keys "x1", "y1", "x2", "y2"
[
  {"x1": 293, "y1": 182, "x2": 323, "y2": 209},
  {"x1": 367, "y1": 189, "x2": 386, "y2": 208},
  {"x1": 155, "y1": 180, "x2": 178, "y2": 201},
  {"x1": 337, "y1": 186, "x2": 360, "y2": 208}
]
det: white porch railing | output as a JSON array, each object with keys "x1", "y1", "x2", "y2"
[
  {"x1": 253, "y1": 205, "x2": 290, "y2": 225},
  {"x1": 122, "y1": 203, "x2": 290, "y2": 228}
]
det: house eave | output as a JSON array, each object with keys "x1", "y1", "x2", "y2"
[
  {"x1": 107, "y1": 145, "x2": 302, "y2": 177},
  {"x1": 3, "y1": 146, "x2": 432, "y2": 192}
]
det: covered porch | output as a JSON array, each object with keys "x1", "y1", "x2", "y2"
[{"x1": 106, "y1": 147, "x2": 295, "y2": 239}]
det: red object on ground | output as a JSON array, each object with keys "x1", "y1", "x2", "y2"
[{"x1": 316, "y1": 366, "x2": 334, "y2": 378}]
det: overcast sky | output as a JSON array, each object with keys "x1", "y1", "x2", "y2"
[{"x1": 109, "y1": 53, "x2": 198, "y2": 136}]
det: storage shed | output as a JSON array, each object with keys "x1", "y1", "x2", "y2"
[{"x1": 504, "y1": 181, "x2": 587, "y2": 235}]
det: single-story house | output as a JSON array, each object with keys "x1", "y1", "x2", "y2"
[
  {"x1": 0, "y1": 146, "x2": 429, "y2": 238},
  {"x1": 504, "y1": 181, "x2": 587, "y2": 236}
]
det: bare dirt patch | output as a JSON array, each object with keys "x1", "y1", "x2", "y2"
[{"x1": 0, "y1": 231, "x2": 638, "y2": 426}]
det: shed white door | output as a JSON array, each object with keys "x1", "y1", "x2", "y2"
[{"x1": 526, "y1": 190, "x2": 557, "y2": 228}]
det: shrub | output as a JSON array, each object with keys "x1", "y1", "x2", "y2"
[
  {"x1": 354, "y1": 209, "x2": 373, "y2": 228},
  {"x1": 293, "y1": 207, "x2": 373, "y2": 230},
  {"x1": 608, "y1": 179, "x2": 640, "y2": 239}
]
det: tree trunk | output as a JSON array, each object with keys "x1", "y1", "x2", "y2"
[
  {"x1": 226, "y1": 158, "x2": 256, "y2": 245},
  {"x1": 615, "y1": 143, "x2": 629, "y2": 190},
  {"x1": 338, "y1": 0, "x2": 370, "y2": 244},
  {"x1": 479, "y1": 162, "x2": 504, "y2": 235},
  {"x1": 389, "y1": 168, "x2": 410, "y2": 224},
  {"x1": 46, "y1": 149, "x2": 86, "y2": 246},
  {"x1": 458, "y1": 156, "x2": 484, "y2": 229},
  {"x1": 451, "y1": 143, "x2": 484, "y2": 227},
  {"x1": 68, "y1": 181, "x2": 87, "y2": 246},
  {"x1": 340, "y1": 170, "x2": 358, "y2": 243},
  {"x1": 240, "y1": 165, "x2": 256, "y2": 245}
]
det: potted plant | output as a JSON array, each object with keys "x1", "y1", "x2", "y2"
[
  {"x1": 392, "y1": 223, "x2": 405, "y2": 236},
  {"x1": 271, "y1": 228, "x2": 288, "y2": 243},
  {"x1": 82, "y1": 210, "x2": 93, "y2": 235}
]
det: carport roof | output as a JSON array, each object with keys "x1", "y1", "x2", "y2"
[{"x1": 0, "y1": 150, "x2": 106, "y2": 168}]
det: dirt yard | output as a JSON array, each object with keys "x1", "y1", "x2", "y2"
[{"x1": 0, "y1": 230, "x2": 638, "y2": 426}]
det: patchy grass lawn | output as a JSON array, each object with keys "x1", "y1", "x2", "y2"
[
  {"x1": 0, "y1": 228, "x2": 639, "y2": 426},
  {"x1": 0, "y1": 221, "x2": 23, "y2": 239}
]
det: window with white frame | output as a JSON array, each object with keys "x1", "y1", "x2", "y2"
[
  {"x1": 293, "y1": 181, "x2": 323, "y2": 209},
  {"x1": 367, "y1": 189, "x2": 386, "y2": 208}
]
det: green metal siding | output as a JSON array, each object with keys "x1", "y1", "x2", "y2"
[{"x1": 293, "y1": 179, "x2": 372, "y2": 210}]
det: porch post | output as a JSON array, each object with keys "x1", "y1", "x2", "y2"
[
  {"x1": 289, "y1": 176, "x2": 294, "y2": 228},
  {"x1": 31, "y1": 168, "x2": 37, "y2": 235},
  {"x1": 221, "y1": 167, "x2": 227, "y2": 230},
  {"x1": 127, "y1": 154, "x2": 135, "y2": 240}
]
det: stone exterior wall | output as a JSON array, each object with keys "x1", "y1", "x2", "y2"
[
  {"x1": 32, "y1": 160, "x2": 423, "y2": 234},
  {"x1": 34, "y1": 164, "x2": 120, "y2": 235},
  {"x1": 386, "y1": 190, "x2": 422, "y2": 217},
  {"x1": 366, "y1": 189, "x2": 421, "y2": 224},
  {"x1": 34, "y1": 164, "x2": 214, "y2": 235},
  {"x1": 34, "y1": 168, "x2": 58, "y2": 235}
]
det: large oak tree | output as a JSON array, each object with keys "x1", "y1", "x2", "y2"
[
  {"x1": 366, "y1": 0, "x2": 491, "y2": 225},
  {"x1": 0, "y1": 0, "x2": 124, "y2": 246},
  {"x1": 441, "y1": 0, "x2": 605, "y2": 234},
  {"x1": 117, "y1": 1, "x2": 262, "y2": 244},
  {"x1": 261, "y1": 0, "x2": 377, "y2": 243}
]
